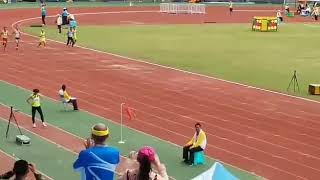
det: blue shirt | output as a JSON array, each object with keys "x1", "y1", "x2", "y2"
[
  {"x1": 73, "y1": 146, "x2": 120, "y2": 180},
  {"x1": 62, "y1": 10, "x2": 69, "y2": 17}
]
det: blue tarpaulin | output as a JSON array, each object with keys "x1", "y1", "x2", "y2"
[{"x1": 192, "y1": 162, "x2": 239, "y2": 180}]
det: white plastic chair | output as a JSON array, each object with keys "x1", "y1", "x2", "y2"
[
  {"x1": 59, "y1": 94, "x2": 68, "y2": 111},
  {"x1": 58, "y1": 89, "x2": 70, "y2": 111}
]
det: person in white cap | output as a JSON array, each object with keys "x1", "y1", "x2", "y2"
[{"x1": 62, "y1": 7, "x2": 69, "y2": 25}]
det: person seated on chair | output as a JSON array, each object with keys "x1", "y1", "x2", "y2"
[
  {"x1": 58, "y1": 84, "x2": 78, "y2": 110},
  {"x1": 183, "y1": 122, "x2": 207, "y2": 165}
]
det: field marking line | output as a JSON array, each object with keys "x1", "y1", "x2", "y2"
[
  {"x1": 0, "y1": 147, "x2": 54, "y2": 180},
  {"x1": 12, "y1": 10, "x2": 320, "y2": 179},
  {"x1": 11, "y1": 11, "x2": 320, "y2": 107},
  {"x1": 0, "y1": 78, "x2": 256, "y2": 180},
  {"x1": 0, "y1": 83, "x2": 181, "y2": 179},
  {"x1": 0, "y1": 105, "x2": 130, "y2": 177}
]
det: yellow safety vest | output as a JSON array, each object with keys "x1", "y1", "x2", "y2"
[
  {"x1": 63, "y1": 91, "x2": 71, "y2": 101},
  {"x1": 31, "y1": 94, "x2": 41, "y2": 107},
  {"x1": 40, "y1": 31, "x2": 45, "y2": 38}
]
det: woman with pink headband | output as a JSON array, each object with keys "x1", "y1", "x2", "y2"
[{"x1": 120, "y1": 146, "x2": 168, "y2": 180}]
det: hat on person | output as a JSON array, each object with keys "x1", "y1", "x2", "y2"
[
  {"x1": 91, "y1": 125, "x2": 109, "y2": 137},
  {"x1": 137, "y1": 146, "x2": 155, "y2": 162}
]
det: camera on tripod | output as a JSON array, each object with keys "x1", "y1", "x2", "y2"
[
  {"x1": 10, "y1": 106, "x2": 20, "y2": 112},
  {"x1": 6, "y1": 106, "x2": 31, "y2": 145}
]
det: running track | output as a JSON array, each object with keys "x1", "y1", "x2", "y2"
[
  {"x1": 0, "y1": 150, "x2": 39, "y2": 179},
  {"x1": 0, "y1": 105, "x2": 137, "y2": 177},
  {"x1": 1, "y1": 6, "x2": 320, "y2": 180}
]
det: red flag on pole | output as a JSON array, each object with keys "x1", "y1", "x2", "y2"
[{"x1": 125, "y1": 106, "x2": 136, "y2": 120}]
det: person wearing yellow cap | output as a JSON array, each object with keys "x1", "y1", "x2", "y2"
[
  {"x1": 26, "y1": 89, "x2": 46, "y2": 128},
  {"x1": 73, "y1": 123, "x2": 120, "y2": 179}
]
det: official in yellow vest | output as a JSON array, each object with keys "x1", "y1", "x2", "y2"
[
  {"x1": 183, "y1": 123, "x2": 207, "y2": 165},
  {"x1": 38, "y1": 29, "x2": 46, "y2": 47},
  {"x1": 26, "y1": 89, "x2": 46, "y2": 128},
  {"x1": 58, "y1": 84, "x2": 79, "y2": 110}
]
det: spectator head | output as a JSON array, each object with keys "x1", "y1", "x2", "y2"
[
  {"x1": 91, "y1": 123, "x2": 109, "y2": 145},
  {"x1": 33, "y1": 89, "x2": 40, "y2": 95},
  {"x1": 195, "y1": 122, "x2": 201, "y2": 134},
  {"x1": 61, "y1": 84, "x2": 66, "y2": 91},
  {"x1": 3, "y1": 26, "x2": 7, "y2": 30},
  {"x1": 137, "y1": 146, "x2": 155, "y2": 180},
  {"x1": 13, "y1": 160, "x2": 29, "y2": 178}
]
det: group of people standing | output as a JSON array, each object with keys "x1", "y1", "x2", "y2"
[
  {"x1": 54, "y1": 7, "x2": 78, "y2": 47},
  {"x1": 1, "y1": 5, "x2": 78, "y2": 51},
  {"x1": 40, "y1": 6, "x2": 78, "y2": 47},
  {"x1": 26, "y1": 84, "x2": 78, "y2": 128},
  {"x1": 293, "y1": 2, "x2": 320, "y2": 20},
  {"x1": 274, "y1": 3, "x2": 320, "y2": 24},
  {"x1": 1, "y1": 26, "x2": 21, "y2": 51}
]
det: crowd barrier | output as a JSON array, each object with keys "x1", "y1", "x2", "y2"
[{"x1": 160, "y1": 3, "x2": 206, "y2": 14}]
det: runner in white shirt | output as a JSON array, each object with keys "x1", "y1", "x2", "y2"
[
  {"x1": 14, "y1": 26, "x2": 21, "y2": 50},
  {"x1": 229, "y1": 1, "x2": 233, "y2": 15},
  {"x1": 276, "y1": 10, "x2": 283, "y2": 22}
]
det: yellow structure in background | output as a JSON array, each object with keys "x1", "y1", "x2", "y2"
[
  {"x1": 309, "y1": 84, "x2": 320, "y2": 95},
  {"x1": 252, "y1": 17, "x2": 278, "y2": 32}
]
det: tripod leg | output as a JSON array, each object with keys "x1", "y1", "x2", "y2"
[
  {"x1": 5, "y1": 112, "x2": 13, "y2": 138},
  {"x1": 294, "y1": 75, "x2": 300, "y2": 92},
  {"x1": 293, "y1": 77, "x2": 296, "y2": 92},
  {"x1": 12, "y1": 113, "x2": 23, "y2": 135},
  {"x1": 287, "y1": 76, "x2": 295, "y2": 91}
]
